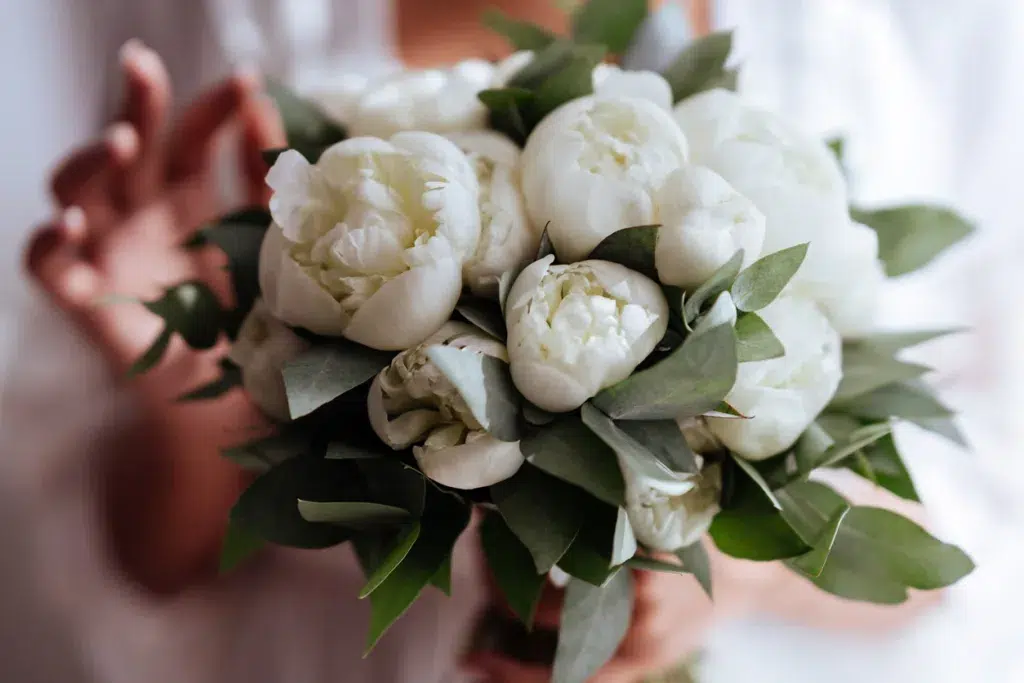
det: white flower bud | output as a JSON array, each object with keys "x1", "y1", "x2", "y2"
[
  {"x1": 368, "y1": 322, "x2": 524, "y2": 490},
  {"x1": 259, "y1": 134, "x2": 480, "y2": 350},
  {"x1": 229, "y1": 300, "x2": 311, "y2": 421},
  {"x1": 505, "y1": 257, "x2": 669, "y2": 412},
  {"x1": 709, "y1": 297, "x2": 842, "y2": 460},
  {"x1": 622, "y1": 460, "x2": 722, "y2": 552},
  {"x1": 591, "y1": 63, "x2": 673, "y2": 110},
  {"x1": 521, "y1": 95, "x2": 689, "y2": 262}
]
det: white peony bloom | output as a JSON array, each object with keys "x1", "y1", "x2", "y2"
[
  {"x1": 505, "y1": 257, "x2": 669, "y2": 412},
  {"x1": 622, "y1": 460, "x2": 722, "y2": 552},
  {"x1": 709, "y1": 297, "x2": 842, "y2": 460},
  {"x1": 368, "y1": 322, "x2": 524, "y2": 490},
  {"x1": 591, "y1": 63, "x2": 673, "y2": 110},
  {"x1": 654, "y1": 166, "x2": 766, "y2": 289},
  {"x1": 347, "y1": 60, "x2": 495, "y2": 138},
  {"x1": 229, "y1": 300, "x2": 311, "y2": 421},
  {"x1": 522, "y1": 95, "x2": 689, "y2": 262},
  {"x1": 259, "y1": 133, "x2": 480, "y2": 350},
  {"x1": 446, "y1": 131, "x2": 540, "y2": 297}
]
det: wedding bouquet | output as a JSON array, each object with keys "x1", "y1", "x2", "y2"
[{"x1": 131, "y1": 2, "x2": 975, "y2": 680}]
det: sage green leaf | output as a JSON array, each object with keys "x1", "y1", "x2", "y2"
[
  {"x1": 177, "y1": 358, "x2": 242, "y2": 402},
  {"x1": 789, "y1": 422, "x2": 892, "y2": 482},
  {"x1": 553, "y1": 572, "x2": 633, "y2": 683},
  {"x1": 558, "y1": 502, "x2": 627, "y2": 586},
  {"x1": 531, "y1": 45, "x2": 604, "y2": 119},
  {"x1": 266, "y1": 80, "x2": 347, "y2": 150},
  {"x1": 482, "y1": 8, "x2": 557, "y2": 50},
  {"x1": 536, "y1": 225, "x2": 555, "y2": 260},
  {"x1": 559, "y1": 537, "x2": 616, "y2": 587},
  {"x1": 523, "y1": 403, "x2": 557, "y2": 426},
  {"x1": 776, "y1": 481, "x2": 850, "y2": 564},
  {"x1": 479, "y1": 87, "x2": 535, "y2": 143},
  {"x1": 522, "y1": 413, "x2": 625, "y2": 507},
  {"x1": 626, "y1": 557, "x2": 689, "y2": 574},
  {"x1": 662, "y1": 31, "x2": 735, "y2": 103},
  {"x1": 580, "y1": 404, "x2": 692, "y2": 488},
  {"x1": 826, "y1": 136, "x2": 846, "y2": 167},
  {"x1": 358, "y1": 523, "x2": 421, "y2": 598},
  {"x1": 734, "y1": 312, "x2": 785, "y2": 363},
  {"x1": 790, "y1": 508, "x2": 850, "y2": 578},
  {"x1": 571, "y1": 0, "x2": 647, "y2": 53},
  {"x1": 676, "y1": 541, "x2": 713, "y2": 598},
  {"x1": 835, "y1": 345, "x2": 932, "y2": 401},
  {"x1": 219, "y1": 520, "x2": 266, "y2": 574},
  {"x1": 832, "y1": 381, "x2": 953, "y2": 420},
  {"x1": 587, "y1": 225, "x2": 660, "y2": 280},
  {"x1": 854, "y1": 435, "x2": 920, "y2": 502},
  {"x1": 851, "y1": 205, "x2": 974, "y2": 277},
  {"x1": 297, "y1": 500, "x2": 411, "y2": 527},
  {"x1": 283, "y1": 342, "x2": 394, "y2": 419},
  {"x1": 730, "y1": 243, "x2": 809, "y2": 312},
  {"x1": 619, "y1": 419, "x2": 698, "y2": 473},
  {"x1": 906, "y1": 416, "x2": 968, "y2": 448},
  {"x1": 510, "y1": 41, "x2": 578, "y2": 89},
  {"x1": 731, "y1": 455, "x2": 781, "y2": 510},
  {"x1": 792, "y1": 421, "x2": 835, "y2": 475},
  {"x1": 593, "y1": 324, "x2": 738, "y2": 421},
  {"x1": 456, "y1": 295, "x2": 507, "y2": 340},
  {"x1": 492, "y1": 465, "x2": 586, "y2": 573},
  {"x1": 222, "y1": 428, "x2": 310, "y2": 473},
  {"x1": 661, "y1": 285, "x2": 687, "y2": 335},
  {"x1": 481, "y1": 512, "x2": 546, "y2": 628},
  {"x1": 429, "y1": 555, "x2": 452, "y2": 595},
  {"x1": 425, "y1": 345, "x2": 522, "y2": 442},
  {"x1": 850, "y1": 327, "x2": 964, "y2": 356},
  {"x1": 683, "y1": 250, "x2": 744, "y2": 323},
  {"x1": 126, "y1": 326, "x2": 172, "y2": 378},
  {"x1": 365, "y1": 492, "x2": 470, "y2": 653}
]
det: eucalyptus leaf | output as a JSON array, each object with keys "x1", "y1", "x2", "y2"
[
  {"x1": 571, "y1": 0, "x2": 648, "y2": 53},
  {"x1": 266, "y1": 80, "x2": 347, "y2": 150},
  {"x1": 661, "y1": 285, "x2": 687, "y2": 335},
  {"x1": 482, "y1": 8, "x2": 558, "y2": 50},
  {"x1": 731, "y1": 455, "x2": 781, "y2": 510},
  {"x1": 593, "y1": 324, "x2": 738, "y2": 421},
  {"x1": 832, "y1": 381, "x2": 953, "y2": 420},
  {"x1": 734, "y1": 312, "x2": 785, "y2": 363},
  {"x1": 297, "y1": 500, "x2": 411, "y2": 527},
  {"x1": 222, "y1": 428, "x2": 311, "y2": 473},
  {"x1": 522, "y1": 413, "x2": 625, "y2": 507},
  {"x1": 619, "y1": 419, "x2": 698, "y2": 473},
  {"x1": 522, "y1": 403, "x2": 557, "y2": 426},
  {"x1": 283, "y1": 342, "x2": 394, "y2": 419},
  {"x1": 851, "y1": 205, "x2": 974, "y2": 277},
  {"x1": 425, "y1": 345, "x2": 521, "y2": 442},
  {"x1": 358, "y1": 523, "x2": 421, "y2": 598},
  {"x1": 126, "y1": 326, "x2": 172, "y2": 378},
  {"x1": 587, "y1": 224, "x2": 660, "y2": 280},
  {"x1": 786, "y1": 422, "x2": 892, "y2": 484},
  {"x1": 662, "y1": 31, "x2": 735, "y2": 103},
  {"x1": 531, "y1": 45, "x2": 604, "y2": 120},
  {"x1": 683, "y1": 250, "x2": 744, "y2": 323},
  {"x1": 219, "y1": 519, "x2": 267, "y2": 574},
  {"x1": 730, "y1": 243, "x2": 808, "y2": 312},
  {"x1": 479, "y1": 87, "x2": 535, "y2": 145},
  {"x1": 826, "y1": 136, "x2": 846, "y2": 167},
  {"x1": 456, "y1": 294, "x2": 507, "y2": 340},
  {"x1": 553, "y1": 572, "x2": 633, "y2": 683},
  {"x1": 580, "y1": 404, "x2": 695, "y2": 487},
  {"x1": 559, "y1": 537, "x2": 617, "y2": 587},
  {"x1": 835, "y1": 345, "x2": 932, "y2": 401},
  {"x1": 177, "y1": 358, "x2": 242, "y2": 402},
  {"x1": 676, "y1": 541, "x2": 713, "y2": 598},
  {"x1": 481, "y1": 512, "x2": 546, "y2": 629},
  {"x1": 853, "y1": 435, "x2": 920, "y2": 502},
  {"x1": 906, "y1": 416, "x2": 968, "y2": 448},
  {"x1": 850, "y1": 327, "x2": 963, "y2": 356},
  {"x1": 536, "y1": 226, "x2": 555, "y2": 260}
]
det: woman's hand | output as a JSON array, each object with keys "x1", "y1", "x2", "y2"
[{"x1": 22, "y1": 41, "x2": 285, "y2": 595}]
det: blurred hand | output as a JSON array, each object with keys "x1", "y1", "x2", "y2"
[{"x1": 22, "y1": 40, "x2": 285, "y2": 594}]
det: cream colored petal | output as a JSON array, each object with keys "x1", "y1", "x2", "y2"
[{"x1": 413, "y1": 436, "x2": 525, "y2": 490}]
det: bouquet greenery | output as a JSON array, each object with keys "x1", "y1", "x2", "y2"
[{"x1": 129, "y1": 2, "x2": 975, "y2": 680}]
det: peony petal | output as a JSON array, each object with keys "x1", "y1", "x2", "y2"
[
  {"x1": 507, "y1": 359, "x2": 593, "y2": 413},
  {"x1": 413, "y1": 436, "x2": 525, "y2": 490}
]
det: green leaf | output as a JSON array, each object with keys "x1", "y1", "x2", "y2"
[
  {"x1": 531, "y1": 45, "x2": 604, "y2": 119},
  {"x1": 481, "y1": 512, "x2": 546, "y2": 629},
  {"x1": 283, "y1": 342, "x2": 394, "y2": 419},
  {"x1": 177, "y1": 358, "x2": 243, "y2": 401},
  {"x1": 553, "y1": 572, "x2": 633, "y2": 683},
  {"x1": 662, "y1": 31, "x2": 735, "y2": 103},
  {"x1": 491, "y1": 465, "x2": 587, "y2": 573},
  {"x1": 789, "y1": 422, "x2": 892, "y2": 484},
  {"x1": 587, "y1": 224, "x2": 660, "y2": 280},
  {"x1": 593, "y1": 324, "x2": 738, "y2": 421},
  {"x1": 523, "y1": 402, "x2": 557, "y2": 426},
  {"x1": 557, "y1": 502, "x2": 629, "y2": 586},
  {"x1": 126, "y1": 326, "x2": 172, "y2": 378},
  {"x1": 358, "y1": 523, "x2": 421, "y2": 598},
  {"x1": 683, "y1": 250, "x2": 744, "y2": 324},
  {"x1": 826, "y1": 137, "x2": 846, "y2": 167},
  {"x1": 776, "y1": 481, "x2": 851, "y2": 573},
  {"x1": 626, "y1": 556, "x2": 689, "y2": 574},
  {"x1": 832, "y1": 381, "x2": 953, "y2": 420},
  {"x1": 425, "y1": 346, "x2": 522, "y2": 442},
  {"x1": 730, "y1": 243, "x2": 809, "y2": 312},
  {"x1": 222, "y1": 428, "x2": 310, "y2": 473},
  {"x1": 536, "y1": 225, "x2": 555, "y2": 260},
  {"x1": 834, "y1": 345, "x2": 932, "y2": 401},
  {"x1": 851, "y1": 205, "x2": 974, "y2": 277},
  {"x1": 854, "y1": 435, "x2": 921, "y2": 502},
  {"x1": 479, "y1": 87, "x2": 535, "y2": 145},
  {"x1": 619, "y1": 419, "x2": 698, "y2": 474},
  {"x1": 143, "y1": 281, "x2": 225, "y2": 350},
  {"x1": 297, "y1": 500, "x2": 411, "y2": 527},
  {"x1": 456, "y1": 294, "x2": 507, "y2": 340},
  {"x1": 734, "y1": 312, "x2": 785, "y2": 363},
  {"x1": 731, "y1": 455, "x2": 781, "y2": 510},
  {"x1": 219, "y1": 520, "x2": 266, "y2": 574},
  {"x1": 482, "y1": 8, "x2": 557, "y2": 50},
  {"x1": 266, "y1": 80, "x2": 347, "y2": 150},
  {"x1": 676, "y1": 542, "x2": 713, "y2": 598},
  {"x1": 510, "y1": 41, "x2": 579, "y2": 90},
  {"x1": 571, "y1": 0, "x2": 647, "y2": 53},
  {"x1": 522, "y1": 414, "x2": 625, "y2": 507},
  {"x1": 906, "y1": 416, "x2": 967, "y2": 448},
  {"x1": 850, "y1": 328, "x2": 964, "y2": 356}
]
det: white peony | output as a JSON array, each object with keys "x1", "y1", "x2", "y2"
[
  {"x1": 368, "y1": 322, "x2": 524, "y2": 490},
  {"x1": 521, "y1": 95, "x2": 689, "y2": 263},
  {"x1": 505, "y1": 256, "x2": 669, "y2": 412},
  {"x1": 301, "y1": 73, "x2": 369, "y2": 128},
  {"x1": 622, "y1": 460, "x2": 722, "y2": 552},
  {"x1": 654, "y1": 166, "x2": 766, "y2": 289},
  {"x1": 709, "y1": 297, "x2": 843, "y2": 460},
  {"x1": 259, "y1": 133, "x2": 480, "y2": 350},
  {"x1": 446, "y1": 131, "x2": 540, "y2": 297},
  {"x1": 347, "y1": 60, "x2": 495, "y2": 138},
  {"x1": 229, "y1": 300, "x2": 311, "y2": 421}
]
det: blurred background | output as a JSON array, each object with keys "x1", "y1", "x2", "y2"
[{"x1": 1, "y1": 0, "x2": 1023, "y2": 682}]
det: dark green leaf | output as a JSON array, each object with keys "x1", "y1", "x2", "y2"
[
  {"x1": 531, "y1": 45, "x2": 604, "y2": 119},
  {"x1": 853, "y1": 435, "x2": 920, "y2": 502},
  {"x1": 776, "y1": 481, "x2": 850, "y2": 573},
  {"x1": 358, "y1": 523, "x2": 421, "y2": 598},
  {"x1": 481, "y1": 512, "x2": 546, "y2": 629},
  {"x1": 456, "y1": 295, "x2": 507, "y2": 340},
  {"x1": 626, "y1": 556, "x2": 689, "y2": 574},
  {"x1": 522, "y1": 413, "x2": 625, "y2": 507},
  {"x1": 558, "y1": 503, "x2": 633, "y2": 586},
  {"x1": 835, "y1": 344, "x2": 932, "y2": 401},
  {"x1": 126, "y1": 326, "x2": 172, "y2": 378},
  {"x1": 730, "y1": 243, "x2": 809, "y2": 312},
  {"x1": 144, "y1": 281, "x2": 225, "y2": 350},
  {"x1": 571, "y1": 0, "x2": 648, "y2": 53},
  {"x1": 587, "y1": 224, "x2": 660, "y2": 280},
  {"x1": 832, "y1": 381, "x2": 953, "y2": 420},
  {"x1": 491, "y1": 465, "x2": 587, "y2": 573},
  {"x1": 222, "y1": 428, "x2": 311, "y2": 473},
  {"x1": 283, "y1": 342, "x2": 394, "y2": 419},
  {"x1": 683, "y1": 250, "x2": 744, "y2": 324},
  {"x1": 219, "y1": 519, "x2": 266, "y2": 574},
  {"x1": 851, "y1": 205, "x2": 974, "y2": 277},
  {"x1": 731, "y1": 454, "x2": 781, "y2": 510},
  {"x1": 479, "y1": 87, "x2": 535, "y2": 145},
  {"x1": 676, "y1": 542, "x2": 713, "y2": 598},
  {"x1": 661, "y1": 285, "x2": 687, "y2": 335},
  {"x1": 559, "y1": 537, "x2": 616, "y2": 587},
  {"x1": 523, "y1": 402, "x2": 557, "y2": 426},
  {"x1": 580, "y1": 404, "x2": 695, "y2": 488},
  {"x1": 510, "y1": 41, "x2": 578, "y2": 90},
  {"x1": 553, "y1": 572, "x2": 633, "y2": 683},
  {"x1": 177, "y1": 358, "x2": 243, "y2": 402},
  {"x1": 618, "y1": 419, "x2": 698, "y2": 473},
  {"x1": 661, "y1": 31, "x2": 735, "y2": 103},
  {"x1": 593, "y1": 324, "x2": 738, "y2": 420},
  {"x1": 297, "y1": 500, "x2": 411, "y2": 527},
  {"x1": 426, "y1": 346, "x2": 521, "y2": 441},
  {"x1": 482, "y1": 8, "x2": 557, "y2": 50},
  {"x1": 266, "y1": 80, "x2": 347, "y2": 149},
  {"x1": 790, "y1": 507, "x2": 850, "y2": 577},
  {"x1": 734, "y1": 312, "x2": 785, "y2": 363}
]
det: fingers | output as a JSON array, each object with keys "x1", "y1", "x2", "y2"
[
  {"x1": 50, "y1": 124, "x2": 139, "y2": 224},
  {"x1": 118, "y1": 40, "x2": 172, "y2": 205},
  {"x1": 24, "y1": 208, "x2": 102, "y2": 310},
  {"x1": 167, "y1": 71, "x2": 260, "y2": 182},
  {"x1": 239, "y1": 94, "x2": 286, "y2": 206}
]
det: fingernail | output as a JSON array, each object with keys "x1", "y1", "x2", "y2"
[
  {"x1": 61, "y1": 207, "x2": 87, "y2": 239},
  {"x1": 105, "y1": 123, "x2": 139, "y2": 161},
  {"x1": 61, "y1": 265, "x2": 100, "y2": 305},
  {"x1": 233, "y1": 64, "x2": 263, "y2": 91}
]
